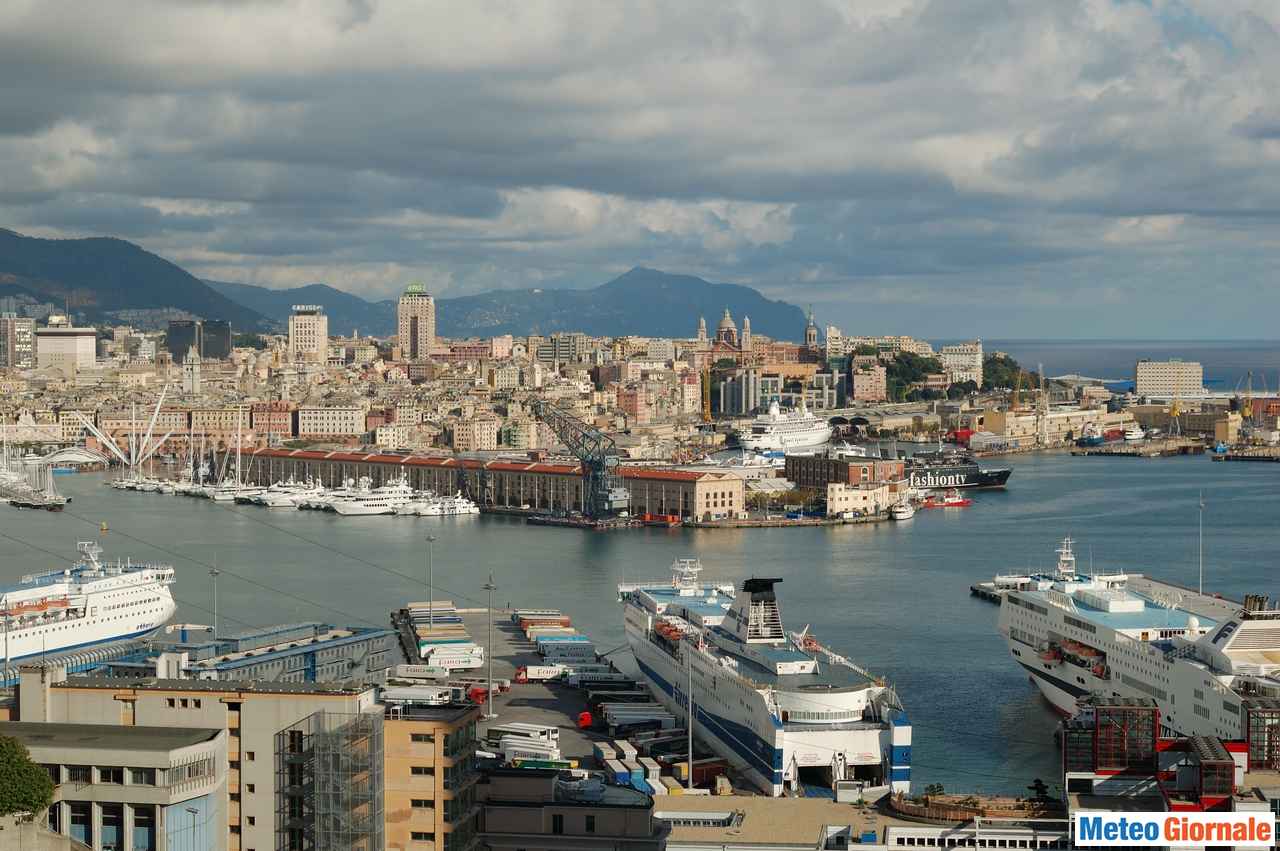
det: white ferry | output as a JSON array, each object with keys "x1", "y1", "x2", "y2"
[
  {"x1": 736, "y1": 401, "x2": 833, "y2": 452},
  {"x1": 1, "y1": 542, "x2": 176, "y2": 672},
  {"x1": 620, "y1": 560, "x2": 910, "y2": 797},
  {"x1": 997, "y1": 537, "x2": 1278, "y2": 741}
]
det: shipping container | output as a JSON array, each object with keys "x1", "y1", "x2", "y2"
[
  {"x1": 510, "y1": 609, "x2": 562, "y2": 624},
  {"x1": 393, "y1": 664, "x2": 450, "y2": 680},
  {"x1": 485, "y1": 723, "x2": 559, "y2": 745},
  {"x1": 592, "y1": 742, "x2": 617, "y2": 763},
  {"x1": 515, "y1": 664, "x2": 565, "y2": 683}
]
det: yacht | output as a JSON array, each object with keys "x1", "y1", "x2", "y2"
[
  {"x1": 1124, "y1": 426, "x2": 1146, "y2": 441},
  {"x1": 0, "y1": 542, "x2": 176, "y2": 678},
  {"x1": 995, "y1": 537, "x2": 1280, "y2": 744},
  {"x1": 890, "y1": 501, "x2": 915, "y2": 521},
  {"x1": 736, "y1": 401, "x2": 833, "y2": 452},
  {"x1": 620, "y1": 560, "x2": 910, "y2": 797},
  {"x1": 416, "y1": 492, "x2": 481, "y2": 517},
  {"x1": 330, "y1": 476, "x2": 416, "y2": 516}
]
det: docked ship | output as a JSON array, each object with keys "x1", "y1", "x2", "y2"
[
  {"x1": 996, "y1": 537, "x2": 1280, "y2": 741},
  {"x1": 619, "y1": 560, "x2": 910, "y2": 797},
  {"x1": 904, "y1": 449, "x2": 1011, "y2": 490},
  {"x1": 0, "y1": 542, "x2": 176, "y2": 671},
  {"x1": 736, "y1": 401, "x2": 833, "y2": 452}
]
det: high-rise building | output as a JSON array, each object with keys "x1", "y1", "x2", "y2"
[
  {"x1": 202, "y1": 320, "x2": 233, "y2": 360},
  {"x1": 288, "y1": 305, "x2": 328, "y2": 363},
  {"x1": 166, "y1": 320, "x2": 202, "y2": 364},
  {"x1": 397, "y1": 282, "x2": 436, "y2": 361},
  {"x1": 35, "y1": 315, "x2": 97, "y2": 374},
  {"x1": 1135, "y1": 359, "x2": 1204, "y2": 398},
  {"x1": 0, "y1": 312, "x2": 36, "y2": 368}
]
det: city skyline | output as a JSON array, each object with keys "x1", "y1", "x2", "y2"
[{"x1": 2, "y1": 2, "x2": 1279, "y2": 339}]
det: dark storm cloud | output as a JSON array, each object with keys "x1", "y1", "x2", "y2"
[{"x1": 0, "y1": 0, "x2": 1278, "y2": 335}]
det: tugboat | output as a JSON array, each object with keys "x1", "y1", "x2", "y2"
[{"x1": 922, "y1": 489, "x2": 972, "y2": 509}]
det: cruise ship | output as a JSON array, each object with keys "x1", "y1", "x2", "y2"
[
  {"x1": 997, "y1": 538, "x2": 1278, "y2": 741},
  {"x1": 0, "y1": 542, "x2": 176, "y2": 670},
  {"x1": 620, "y1": 560, "x2": 910, "y2": 797},
  {"x1": 736, "y1": 401, "x2": 833, "y2": 451}
]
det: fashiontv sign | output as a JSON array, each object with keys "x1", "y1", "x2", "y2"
[{"x1": 1073, "y1": 812, "x2": 1275, "y2": 847}]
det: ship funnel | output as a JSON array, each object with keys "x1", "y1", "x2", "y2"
[{"x1": 726, "y1": 577, "x2": 786, "y2": 644}]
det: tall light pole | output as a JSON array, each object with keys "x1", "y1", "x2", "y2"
[
  {"x1": 483, "y1": 573, "x2": 497, "y2": 719},
  {"x1": 184, "y1": 806, "x2": 198, "y2": 850},
  {"x1": 1198, "y1": 491, "x2": 1205, "y2": 595},
  {"x1": 209, "y1": 565, "x2": 220, "y2": 639},
  {"x1": 426, "y1": 535, "x2": 437, "y2": 628}
]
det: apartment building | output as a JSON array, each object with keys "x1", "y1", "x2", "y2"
[
  {"x1": 850, "y1": 364, "x2": 887, "y2": 402},
  {"x1": 383, "y1": 699, "x2": 482, "y2": 851},
  {"x1": 1134, "y1": 359, "x2": 1204, "y2": 397},
  {"x1": 287, "y1": 306, "x2": 328, "y2": 364},
  {"x1": 0, "y1": 311, "x2": 36, "y2": 368},
  {"x1": 297, "y1": 406, "x2": 365, "y2": 439},
  {"x1": 938, "y1": 339, "x2": 983, "y2": 385},
  {"x1": 397, "y1": 283, "x2": 436, "y2": 361},
  {"x1": 453, "y1": 414, "x2": 500, "y2": 452}
]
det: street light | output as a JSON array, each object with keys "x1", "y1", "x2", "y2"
[
  {"x1": 483, "y1": 573, "x2": 497, "y2": 719},
  {"x1": 208, "y1": 565, "x2": 220, "y2": 639},
  {"x1": 426, "y1": 535, "x2": 437, "y2": 628},
  {"x1": 184, "y1": 806, "x2": 198, "y2": 850}
]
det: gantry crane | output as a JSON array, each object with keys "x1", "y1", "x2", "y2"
[{"x1": 532, "y1": 400, "x2": 630, "y2": 519}]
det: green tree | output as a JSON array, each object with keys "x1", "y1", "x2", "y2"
[
  {"x1": 854, "y1": 344, "x2": 880, "y2": 356},
  {"x1": 233, "y1": 332, "x2": 268, "y2": 350},
  {"x1": 0, "y1": 735, "x2": 54, "y2": 816}
]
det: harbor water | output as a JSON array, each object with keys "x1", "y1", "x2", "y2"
[{"x1": 2, "y1": 453, "x2": 1278, "y2": 795}]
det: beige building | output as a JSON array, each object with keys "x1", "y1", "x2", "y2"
[
  {"x1": 287, "y1": 305, "x2": 328, "y2": 364},
  {"x1": 0, "y1": 312, "x2": 36, "y2": 368},
  {"x1": 478, "y1": 768, "x2": 663, "y2": 851},
  {"x1": 939, "y1": 339, "x2": 983, "y2": 385},
  {"x1": 383, "y1": 700, "x2": 481, "y2": 851},
  {"x1": 826, "y1": 481, "x2": 897, "y2": 517},
  {"x1": 850, "y1": 365, "x2": 887, "y2": 402},
  {"x1": 3, "y1": 721, "x2": 228, "y2": 851},
  {"x1": 36, "y1": 316, "x2": 97, "y2": 374},
  {"x1": 1135, "y1": 359, "x2": 1203, "y2": 398},
  {"x1": 453, "y1": 414, "x2": 500, "y2": 452},
  {"x1": 297, "y1": 405, "x2": 365, "y2": 438},
  {"x1": 983, "y1": 407, "x2": 1135, "y2": 444},
  {"x1": 397, "y1": 283, "x2": 436, "y2": 361}
]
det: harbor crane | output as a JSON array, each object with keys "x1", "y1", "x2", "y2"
[{"x1": 531, "y1": 400, "x2": 630, "y2": 519}]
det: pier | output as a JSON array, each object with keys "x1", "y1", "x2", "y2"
[{"x1": 1210, "y1": 446, "x2": 1280, "y2": 462}]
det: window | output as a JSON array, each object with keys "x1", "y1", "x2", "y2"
[
  {"x1": 247, "y1": 817, "x2": 256, "y2": 826},
  {"x1": 129, "y1": 768, "x2": 155, "y2": 785},
  {"x1": 98, "y1": 766, "x2": 124, "y2": 784},
  {"x1": 552, "y1": 814, "x2": 564, "y2": 835},
  {"x1": 411, "y1": 733, "x2": 434, "y2": 743},
  {"x1": 247, "y1": 783, "x2": 255, "y2": 793},
  {"x1": 166, "y1": 698, "x2": 175, "y2": 708},
  {"x1": 411, "y1": 832, "x2": 432, "y2": 842},
  {"x1": 247, "y1": 751, "x2": 255, "y2": 761},
  {"x1": 67, "y1": 765, "x2": 91, "y2": 783},
  {"x1": 411, "y1": 799, "x2": 433, "y2": 809},
  {"x1": 585, "y1": 815, "x2": 596, "y2": 833},
  {"x1": 194, "y1": 699, "x2": 202, "y2": 708},
  {"x1": 411, "y1": 766, "x2": 434, "y2": 776},
  {"x1": 180, "y1": 699, "x2": 189, "y2": 708}
]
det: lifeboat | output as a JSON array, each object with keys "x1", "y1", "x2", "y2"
[{"x1": 1038, "y1": 644, "x2": 1062, "y2": 663}]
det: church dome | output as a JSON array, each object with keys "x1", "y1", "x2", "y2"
[{"x1": 717, "y1": 308, "x2": 737, "y2": 333}]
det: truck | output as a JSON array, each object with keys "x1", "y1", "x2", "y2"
[
  {"x1": 564, "y1": 671, "x2": 633, "y2": 688},
  {"x1": 484, "y1": 723, "x2": 560, "y2": 746},
  {"x1": 515, "y1": 664, "x2": 566, "y2": 683}
]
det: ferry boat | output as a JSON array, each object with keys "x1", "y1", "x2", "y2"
[
  {"x1": 904, "y1": 449, "x2": 1011, "y2": 490},
  {"x1": 0, "y1": 542, "x2": 176, "y2": 674},
  {"x1": 736, "y1": 401, "x2": 833, "y2": 452},
  {"x1": 619, "y1": 560, "x2": 910, "y2": 797},
  {"x1": 996, "y1": 537, "x2": 1280, "y2": 740}
]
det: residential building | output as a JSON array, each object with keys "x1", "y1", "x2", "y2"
[
  {"x1": 35, "y1": 315, "x2": 97, "y2": 374},
  {"x1": 249, "y1": 402, "x2": 296, "y2": 440},
  {"x1": 478, "y1": 768, "x2": 663, "y2": 851},
  {"x1": 288, "y1": 305, "x2": 328, "y2": 364},
  {"x1": 850, "y1": 364, "x2": 887, "y2": 402},
  {"x1": 938, "y1": 339, "x2": 983, "y2": 385},
  {"x1": 297, "y1": 406, "x2": 365, "y2": 439},
  {"x1": 0, "y1": 311, "x2": 36, "y2": 368},
  {"x1": 825, "y1": 481, "x2": 896, "y2": 517},
  {"x1": 1134, "y1": 358, "x2": 1204, "y2": 397},
  {"x1": 397, "y1": 283, "x2": 436, "y2": 361},
  {"x1": 784, "y1": 456, "x2": 905, "y2": 490},
  {"x1": 4, "y1": 721, "x2": 228, "y2": 851},
  {"x1": 453, "y1": 414, "x2": 500, "y2": 452}
]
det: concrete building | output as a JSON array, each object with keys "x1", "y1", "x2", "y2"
[
  {"x1": 18, "y1": 666, "x2": 380, "y2": 851},
  {"x1": 249, "y1": 402, "x2": 295, "y2": 440},
  {"x1": 1134, "y1": 359, "x2": 1203, "y2": 398},
  {"x1": 784, "y1": 456, "x2": 905, "y2": 491},
  {"x1": 825, "y1": 482, "x2": 896, "y2": 517},
  {"x1": 397, "y1": 283, "x2": 436, "y2": 361},
  {"x1": 982, "y1": 407, "x2": 1135, "y2": 446},
  {"x1": 287, "y1": 306, "x2": 328, "y2": 364},
  {"x1": 477, "y1": 768, "x2": 664, "y2": 851},
  {"x1": 0, "y1": 311, "x2": 36, "y2": 368},
  {"x1": 166, "y1": 321, "x2": 202, "y2": 365},
  {"x1": 938, "y1": 339, "x2": 983, "y2": 385},
  {"x1": 36, "y1": 316, "x2": 97, "y2": 374},
  {"x1": 850, "y1": 364, "x2": 887, "y2": 402},
  {"x1": 3, "y1": 721, "x2": 228, "y2": 851},
  {"x1": 201, "y1": 321, "x2": 232, "y2": 361}
]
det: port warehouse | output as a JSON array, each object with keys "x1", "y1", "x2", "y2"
[{"x1": 241, "y1": 448, "x2": 746, "y2": 519}]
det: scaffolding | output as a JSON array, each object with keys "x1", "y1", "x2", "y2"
[{"x1": 275, "y1": 710, "x2": 384, "y2": 851}]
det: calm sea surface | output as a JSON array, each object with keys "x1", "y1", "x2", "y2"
[{"x1": 3, "y1": 454, "x2": 1278, "y2": 795}]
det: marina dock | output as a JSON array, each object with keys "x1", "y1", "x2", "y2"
[{"x1": 1211, "y1": 446, "x2": 1280, "y2": 462}]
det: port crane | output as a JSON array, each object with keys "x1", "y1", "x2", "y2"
[{"x1": 531, "y1": 400, "x2": 630, "y2": 519}]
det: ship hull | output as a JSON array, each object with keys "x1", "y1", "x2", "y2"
[{"x1": 908, "y1": 465, "x2": 1011, "y2": 490}]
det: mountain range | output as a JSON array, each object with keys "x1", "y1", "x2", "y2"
[
  {"x1": 0, "y1": 228, "x2": 806, "y2": 340},
  {"x1": 209, "y1": 267, "x2": 806, "y2": 341}
]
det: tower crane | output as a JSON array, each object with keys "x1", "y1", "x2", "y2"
[{"x1": 531, "y1": 400, "x2": 630, "y2": 519}]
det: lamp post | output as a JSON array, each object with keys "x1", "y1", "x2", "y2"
[
  {"x1": 208, "y1": 566, "x2": 220, "y2": 639},
  {"x1": 426, "y1": 534, "x2": 437, "y2": 628},
  {"x1": 1198, "y1": 491, "x2": 1205, "y2": 595},
  {"x1": 483, "y1": 573, "x2": 497, "y2": 719},
  {"x1": 184, "y1": 806, "x2": 198, "y2": 850}
]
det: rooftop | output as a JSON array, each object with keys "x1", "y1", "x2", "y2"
[
  {"x1": 1, "y1": 721, "x2": 220, "y2": 752},
  {"x1": 1025, "y1": 586, "x2": 1217, "y2": 633},
  {"x1": 47, "y1": 674, "x2": 372, "y2": 696},
  {"x1": 659, "y1": 795, "x2": 913, "y2": 846}
]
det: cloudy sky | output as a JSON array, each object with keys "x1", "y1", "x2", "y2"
[{"x1": 2, "y1": 0, "x2": 1278, "y2": 337}]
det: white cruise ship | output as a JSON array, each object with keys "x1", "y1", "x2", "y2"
[
  {"x1": 997, "y1": 537, "x2": 1280, "y2": 741},
  {"x1": 620, "y1": 560, "x2": 910, "y2": 797},
  {"x1": 736, "y1": 401, "x2": 833, "y2": 452},
  {"x1": 1, "y1": 542, "x2": 176, "y2": 672}
]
